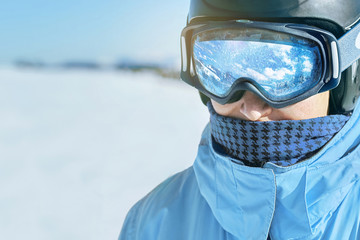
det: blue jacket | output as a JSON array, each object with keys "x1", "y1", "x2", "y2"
[{"x1": 120, "y1": 102, "x2": 360, "y2": 240}]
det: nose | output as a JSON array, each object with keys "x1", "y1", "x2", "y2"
[{"x1": 238, "y1": 91, "x2": 272, "y2": 121}]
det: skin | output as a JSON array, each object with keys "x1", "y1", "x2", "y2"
[{"x1": 211, "y1": 91, "x2": 330, "y2": 121}]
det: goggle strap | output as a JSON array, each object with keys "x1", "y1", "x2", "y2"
[{"x1": 339, "y1": 21, "x2": 360, "y2": 72}]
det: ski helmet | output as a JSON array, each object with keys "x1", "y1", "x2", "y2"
[{"x1": 181, "y1": 0, "x2": 360, "y2": 114}]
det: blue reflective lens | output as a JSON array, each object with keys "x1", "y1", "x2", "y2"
[{"x1": 193, "y1": 29, "x2": 323, "y2": 101}]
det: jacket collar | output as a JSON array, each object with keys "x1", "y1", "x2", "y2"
[{"x1": 193, "y1": 102, "x2": 360, "y2": 239}]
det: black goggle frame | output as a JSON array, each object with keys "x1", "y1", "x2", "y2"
[{"x1": 180, "y1": 20, "x2": 341, "y2": 108}]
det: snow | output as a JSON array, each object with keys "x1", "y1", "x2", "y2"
[{"x1": 0, "y1": 67, "x2": 209, "y2": 240}]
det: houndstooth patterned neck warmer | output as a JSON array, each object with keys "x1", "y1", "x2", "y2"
[{"x1": 208, "y1": 102, "x2": 350, "y2": 167}]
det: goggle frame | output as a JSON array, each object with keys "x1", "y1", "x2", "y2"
[{"x1": 180, "y1": 20, "x2": 340, "y2": 108}]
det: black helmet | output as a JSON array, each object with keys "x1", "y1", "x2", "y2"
[{"x1": 182, "y1": 0, "x2": 360, "y2": 114}]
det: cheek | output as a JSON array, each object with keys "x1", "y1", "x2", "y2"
[
  {"x1": 211, "y1": 100, "x2": 239, "y2": 116},
  {"x1": 277, "y1": 103, "x2": 311, "y2": 120},
  {"x1": 210, "y1": 91, "x2": 329, "y2": 121},
  {"x1": 278, "y1": 92, "x2": 329, "y2": 120}
]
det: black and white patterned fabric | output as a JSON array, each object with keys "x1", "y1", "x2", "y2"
[{"x1": 208, "y1": 102, "x2": 350, "y2": 167}]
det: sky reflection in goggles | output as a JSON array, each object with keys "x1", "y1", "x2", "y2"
[
  {"x1": 193, "y1": 29, "x2": 323, "y2": 101},
  {"x1": 179, "y1": 20, "x2": 360, "y2": 108}
]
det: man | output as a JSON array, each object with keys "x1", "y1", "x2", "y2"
[{"x1": 120, "y1": 0, "x2": 360, "y2": 239}]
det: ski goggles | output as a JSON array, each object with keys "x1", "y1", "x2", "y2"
[{"x1": 180, "y1": 20, "x2": 360, "y2": 108}]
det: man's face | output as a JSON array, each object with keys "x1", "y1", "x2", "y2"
[{"x1": 211, "y1": 91, "x2": 329, "y2": 121}]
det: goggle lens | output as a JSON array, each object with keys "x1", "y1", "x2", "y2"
[{"x1": 193, "y1": 28, "x2": 323, "y2": 101}]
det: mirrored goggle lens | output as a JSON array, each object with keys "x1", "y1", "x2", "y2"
[{"x1": 193, "y1": 28, "x2": 323, "y2": 101}]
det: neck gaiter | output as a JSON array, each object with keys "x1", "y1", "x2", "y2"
[{"x1": 208, "y1": 102, "x2": 350, "y2": 167}]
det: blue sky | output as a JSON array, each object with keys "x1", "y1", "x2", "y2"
[{"x1": 0, "y1": 0, "x2": 190, "y2": 65}]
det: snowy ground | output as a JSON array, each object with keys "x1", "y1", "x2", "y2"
[{"x1": 0, "y1": 67, "x2": 209, "y2": 240}]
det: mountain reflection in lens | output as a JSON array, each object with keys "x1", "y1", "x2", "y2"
[{"x1": 193, "y1": 29, "x2": 323, "y2": 101}]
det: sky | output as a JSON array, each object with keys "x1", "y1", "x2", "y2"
[{"x1": 0, "y1": 0, "x2": 190, "y2": 65}]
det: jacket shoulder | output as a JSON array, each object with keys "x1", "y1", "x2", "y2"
[{"x1": 119, "y1": 167, "x2": 213, "y2": 240}]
